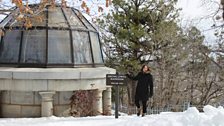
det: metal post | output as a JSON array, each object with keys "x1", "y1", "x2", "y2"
[{"x1": 115, "y1": 84, "x2": 119, "y2": 118}]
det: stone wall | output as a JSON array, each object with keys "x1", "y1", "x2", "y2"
[{"x1": 0, "y1": 91, "x2": 73, "y2": 117}]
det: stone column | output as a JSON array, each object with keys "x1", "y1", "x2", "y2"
[
  {"x1": 93, "y1": 89, "x2": 103, "y2": 115},
  {"x1": 103, "y1": 86, "x2": 112, "y2": 115},
  {"x1": 39, "y1": 91, "x2": 55, "y2": 117}
]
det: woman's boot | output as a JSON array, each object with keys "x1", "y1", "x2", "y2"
[{"x1": 137, "y1": 108, "x2": 141, "y2": 116}]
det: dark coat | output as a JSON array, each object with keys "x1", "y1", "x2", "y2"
[{"x1": 128, "y1": 72, "x2": 153, "y2": 101}]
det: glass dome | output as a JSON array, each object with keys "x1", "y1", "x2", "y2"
[{"x1": 0, "y1": 5, "x2": 104, "y2": 68}]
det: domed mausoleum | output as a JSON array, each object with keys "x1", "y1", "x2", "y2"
[{"x1": 0, "y1": 4, "x2": 115, "y2": 117}]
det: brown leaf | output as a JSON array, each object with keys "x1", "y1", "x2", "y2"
[
  {"x1": 24, "y1": 18, "x2": 32, "y2": 29},
  {"x1": 61, "y1": 0, "x2": 67, "y2": 8},
  {"x1": 106, "y1": 0, "x2": 109, "y2": 7},
  {"x1": 86, "y1": 7, "x2": 90, "y2": 15},
  {"x1": 0, "y1": 29, "x2": 4, "y2": 37},
  {"x1": 81, "y1": 1, "x2": 86, "y2": 9},
  {"x1": 98, "y1": 6, "x2": 103, "y2": 12}
]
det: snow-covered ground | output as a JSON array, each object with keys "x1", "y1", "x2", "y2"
[{"x1": 0, "y1": 105, "x2": 224, "y2": 126}]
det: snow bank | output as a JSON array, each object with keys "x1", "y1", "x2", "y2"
[{"x1": 0, "y1": 105, "x2": 224, "y2": 126}]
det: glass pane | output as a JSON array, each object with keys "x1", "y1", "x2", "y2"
[
  {"x1": 6, "y1": 19, "x2": 24, "y2": 27},
  {"x1": 72, "y1": 31, "x2": 92, "y2": 64},
  {"x1": 48, "y1": 30, "x2": 71, "y2": 64},
  {"x1": 6, "y1": 9, "x2": 46, "y2": 27},
  {"x1": 72, "y1": 9, "x2": 96, "y2": 31},
  {"x1": 30, "y1": 12, "x2": 46, "y2": 26},
  {"x1": 20, "y1": 30, "x2": 46, "y2": 63},
  {"x1": 1, "y1": 14, "x2": 12, "y2": 27},
  {"x1": 6, "y1": 9, "x2": 24, "y2": 27},
  {"x1": 89, "y1": 32, "x2": 103, "y2": 63},
  {"x1": 62, "y1": 8, "x2": 86, "y2": 29},
  {"x1": 0, "y1": 30, "x2": 21, "y2": 63},
  {"x1": 48, "y1": 7, "x2": 68, "y2": 28}
]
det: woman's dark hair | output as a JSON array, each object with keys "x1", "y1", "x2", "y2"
[{"x1": 141, "y1": 65, "x2": 150, "y2": 72}]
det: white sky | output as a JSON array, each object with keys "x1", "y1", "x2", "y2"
[
  {"x1": 177, "y1": 0, "x2": 210, "y2": 18},
  {"x1": 0, "y1": 105, "x2": 223, "y2": 126},
  {"x1": 177, "y1": 0, "x2": 221, "y2": 45}
]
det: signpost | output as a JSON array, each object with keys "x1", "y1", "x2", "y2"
[{"x1": 106, "y1": 73, "x2": 127, "y2": 119}]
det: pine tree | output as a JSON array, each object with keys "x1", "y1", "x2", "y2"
[
  {"x1": 98, "y1": 0, "x2": 180, "y2": 73},
  {"x1": 97, "y1": 0, "x2": 182, "y2": 107}
]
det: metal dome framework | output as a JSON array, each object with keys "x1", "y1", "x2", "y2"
[{"x1": 0, "y1": 5, "x2": 104, "y2": 68}]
